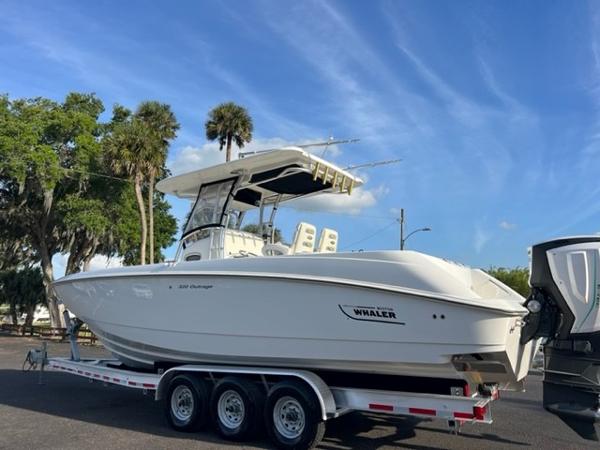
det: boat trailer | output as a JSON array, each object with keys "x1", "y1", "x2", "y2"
[{"x1": 24, "y1": 316, "x2": 499, "y2": 449}]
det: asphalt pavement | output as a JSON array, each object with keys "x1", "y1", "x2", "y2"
[{"x1": 0, "y1": 334, "x2": 596, "y2": 450}]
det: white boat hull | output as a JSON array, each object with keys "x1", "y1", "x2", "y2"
[{"x1": 54, "y1": 251, "x2": 537, "y2": 386}]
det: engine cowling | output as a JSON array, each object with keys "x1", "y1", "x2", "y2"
[{"x1": 527, "y1": 237, "x2": 600, "y2": 440}]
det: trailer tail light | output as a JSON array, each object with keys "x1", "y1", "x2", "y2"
[{"x1": 473, "y1": 405, "x2": 487, "y2": 420}]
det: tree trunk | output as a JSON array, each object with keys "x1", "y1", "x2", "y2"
[
  {"x1": 33, "y1": 187, "x2": 63, "y2": 328},
  {"x1": 148, "y1": 172, "x2": 155, "y2": 264},
  {"x1": 39, "y1": 244, "x2": 62, "y2": 328},
  {"x1": 9, "y1": 302, "x2": 18, "y2": 326},
  {"x1": 82, "y1": 238, "x2": 98, "y2": 272},
  {"x1": 66, "y1": 247, "x2": 81, "y2": 275},
  {"x1": 226, "y1": 134, "x2": 233, "y2": 162},
  {"x1": 134, "y1": 172, "x2": 147, "y2": 265},
  {"x1": 24, "y1": 302, "x2": 35, "y2": 327}
]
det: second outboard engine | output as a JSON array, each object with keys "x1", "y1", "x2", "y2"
[{"x1": 524, "y1": 237, "x2": 600, "y2": 440}]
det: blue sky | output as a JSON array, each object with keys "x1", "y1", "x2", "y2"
[{"x1": 2, "y1": 0, "x2": 599, "y2": 269}]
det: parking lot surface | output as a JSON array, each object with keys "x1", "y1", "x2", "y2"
[{"x1": 0, "y1": 334, "x2": 596, "y2": 449}]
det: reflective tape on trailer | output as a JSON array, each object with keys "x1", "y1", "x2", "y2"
[
  {"x1": 333, "y1": 386, "x2": 494, "y2": 423},
  {"x1": 365, "y1": 402, "x2": 488, "y2": 420},
  {"x1": 365, "y1": 402, "x2": 489, "y2": 422}
]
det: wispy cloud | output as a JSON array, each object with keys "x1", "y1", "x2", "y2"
[
  {"x1": 474, "y1": 224, "x2": 492, "y2": 253},
  {"x1": 499, "y1": 220, "x2": 516, "y2": 230},
  {"x1": 0, "y1": 4, "x2": 185, "y2": 103},
  {"x1": 290, "y1": 185, "x2": 388, "y2": 215},
  {"x1": 259, "y1": 1, "x2": 410, "y2": 148}
]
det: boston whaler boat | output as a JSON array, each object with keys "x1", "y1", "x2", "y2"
[
  {"x1": 53, "y1": 148, "x2": 537, "y2": 386},
  {"x1": 51, "y1": 147, "x2": 600, "y2": 444}
]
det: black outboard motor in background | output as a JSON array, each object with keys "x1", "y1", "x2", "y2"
[{"x1": 523, "y1": 237, "x2": 600, "y2": 441}]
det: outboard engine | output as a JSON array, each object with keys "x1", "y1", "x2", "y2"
[{"x1": 524, "y1": 237, "x2": 600, "y2": 440}]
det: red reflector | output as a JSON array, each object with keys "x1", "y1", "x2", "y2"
[
  {"x1": 409, "y1": 407, "x2": 436, "y2": 416},
  {"x1": 142, "y1": 383, "x2": 155, "y2": 388},
  {"x1": 103, "y1": 376, "x2": 110, "y2": 380},
  {"x1": 369, "y1": 403, "x2": 393, "y2": 412},
  {"x1": 128, "y1": 381, "x2": 137, "y2": 386},
  {"x1": 473, "y1": 405, "x2": 487, "y2": 420},
  {"x1": 113, "y1": 378, "x2": 120, "y2": 382},
  {"x1": 463, "y1": 383, "x2": 471, "y2": 397},
  {"x1": 454, "y1": 411, "x2": 474, "y2": 419}
]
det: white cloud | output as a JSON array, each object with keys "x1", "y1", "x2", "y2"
[
  {"x1": 86, "y1": 255, "x2": 123, "y2": 272},
  {"x1": 474, "y1": 225, "x2": 492, "y2": 253},
  {"x1": 288, "y1": 185, "x2": 388, "y2": 215},
  {"x1": 499, "y1": 220, "x2": 517, "y2": 230},
  {"x1": 51, "y1": 253, "x2": 122, "y2": 279},
  {"x1": 169, "y1": 144, "x2": 224, "y2": 175}
]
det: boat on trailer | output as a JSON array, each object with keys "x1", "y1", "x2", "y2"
[
  {"x1": 53, "y1": 147, "x2": 538, "y2": 390},
  {"x1": 48, "y1": 146, "x2": 600, "y2": 445}
]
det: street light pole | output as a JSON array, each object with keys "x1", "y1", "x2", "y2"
[
  {"x1": 398, "y1": 208, "x2": 431, "y2": 250},
  {"x1": 400, "y1": 208, "x2": 405, "y2": 250}
]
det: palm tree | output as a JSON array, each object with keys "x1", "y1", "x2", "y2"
[
  {"x1": 205, "y1": 102, "x2": 253, "y2": 162},
  {"x1": 106, "y1": 119, "x2": 152, "y2": 264},
  {"x1": 135, "y1": 102, "x2": 179, "y2": 264}
]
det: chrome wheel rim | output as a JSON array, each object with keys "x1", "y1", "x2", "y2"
[
  {"x1": 217, "y1": 389, "x2": 245, "y2": 429},
  {"x1": 273, "y1": 396, "x2": 305, "y2": 439},
  {"x1": 171, "y1": 385, "x2": 194, "y2": 422}
]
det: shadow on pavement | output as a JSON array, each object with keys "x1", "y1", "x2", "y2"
[{"x1": 0, "y1": 368, "x2": 531, "y2": 449}]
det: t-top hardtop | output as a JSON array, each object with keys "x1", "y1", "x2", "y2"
[{"x1": 156, "y1": 147, "x2": 364, "y2": 211}]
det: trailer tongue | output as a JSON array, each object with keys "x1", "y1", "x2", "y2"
[{"x1": 525, "y1": 237, "x2": 600, "y2": 440}]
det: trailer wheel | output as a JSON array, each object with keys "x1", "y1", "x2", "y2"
[
  {"x1": 210, "y1": 376, "x2": 265, "y2": 440},
  {"x1": 164, "y1": 374, "x2": 209, "y2": 432},
  {"x1": 265, "y1": 380, "x2": 325, "y2": 450}
]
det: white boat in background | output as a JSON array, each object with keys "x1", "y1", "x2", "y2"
[{"x1": 54, "y1": 147, "x2": 538, "y2": 390}]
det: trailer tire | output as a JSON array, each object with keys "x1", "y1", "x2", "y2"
[
  {"x1": 210, "y1": 376, "x2": 265, "y2": 440},
  {"x1": 164, "y1": 374, "x2": 209, "y2": 432},
  {"x1": 265, "y1": 380, "x2": 325, "y2": 450}
]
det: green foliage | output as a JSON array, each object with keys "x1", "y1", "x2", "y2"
[
  {"x1": 106, "y1": 102, "x2": 179, "y2": 180},
  {"x1": 486, "y1": 266, "x2": 531, "y2": 297},
  {"x1": 205, "y1": 102, "x2": 253, "y2": 161},
  {"x1": 0, "y1": 267, "x2": 45, "y2": 326},
  {"x1": 115, "y1": 186, "x2": 177, "y2": 265},
  {"x1": 105, "y1": 101, "x2": 180, "y2": 264},
  {"x1": 0, "y1": 92, "x2": 180, "y2": 324},
  {"x1": 242, "y1": 223, "x2": 283, "y2": 244}
]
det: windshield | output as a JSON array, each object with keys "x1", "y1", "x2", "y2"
[{"x1": 183, "y1": 179, "x2": 235, "y2": 235}]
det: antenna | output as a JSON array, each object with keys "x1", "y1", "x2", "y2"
[
  {"x1": 238, "y1": 138, "x2": 360, "y2": 158},
  {"x1": 294, "y1": 138, "x2": 360, "y2": 149},
  {"x1": 344, "y1": 158, "x2": 402, "y2": 171}
]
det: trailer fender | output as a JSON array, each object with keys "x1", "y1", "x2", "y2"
[{"x1": 155, "y1": 364, "x2": 337, "y2": 421}]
